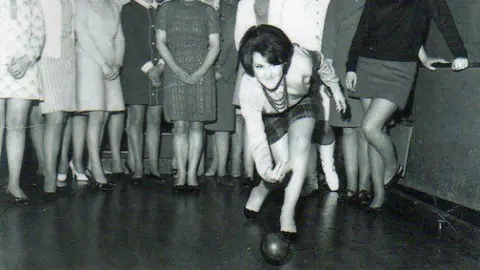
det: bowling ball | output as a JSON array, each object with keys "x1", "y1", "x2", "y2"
[{"x1": 260, "y1": 232, "x2": 291, "y2": 265}]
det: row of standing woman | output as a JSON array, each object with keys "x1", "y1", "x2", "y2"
[{"x1": 1, "y1": 0, "x2": 243, "y2": 203}]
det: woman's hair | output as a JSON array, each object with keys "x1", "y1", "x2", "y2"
[{"x1": 239, "y1": 24, "x2": 294, "y2": 77}]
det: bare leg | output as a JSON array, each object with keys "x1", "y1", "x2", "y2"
[
  {"x1": 108, "y1": 111, "x2": 125, "y2": 173},
  {"x1": 72, "y1": 114, "x2": 87, "y2": 173},
  {"x1": 205, "y1": 133, "x2": 218, "y2": 176},
  {"x1": 127, "y1": 105, "x2": 145, "y2": 178},
  {"x1": 58, "y1": 116, "x2": 72, "y2": 176},
  {"x1": 301, "y1": 145, "x2": 319, "y2": 196},
  {"x1": 342, "y1": 127, "x2": 359, "y2": 194},
  {"x1": 245, "y1": 134, "x2": 288, "y2": 212},
  {"x1": 87, "y1": 112, "x2": 109, "y2": 173},
  {"x1": 281, "y1": 117, "x2": 315, "y2": 233},
  {"x1": 244, "y1": 124, "x2": 254, "y2": 178},
  {"x1": 197, "y1": 130, "x2": 205, "y2": 177},
  {"x1": 215, "y1": 131, "x2": 230, "y2": 176},
  {"x1": 357, "y1": 127, "x2": 371, "y2": 192},
  {"x1": 125, "y1": 106, "x2": 135, "y2": 172},
  {"x1": 230, "y1": 114, "x2": 243, "y2": 177},
  {"x1": 145, "y1": 105, "x2": 162, "y2": 176},
  {"x1": 43, "y1": 111, "x2": 65, "y2": 193},
  {"x1": 6, "y1": 99, "x2": 31, "y2": 199},
  {"x1": 0, "y1": 100, "x2": 5, "y2": 160},
  {"x1": 187, "y1": 121, "x2": 204, "y2": 186},
  {"x1": 87, "y1": 111, "x2": 108, "y2": 184},
  {"x1": 173, "y1": 121, "x2": 188, "y2": 186},
  {"x1": 361, "y1": 98, "x2": 398, "y2": 208},
  {"x1": 28, "y1": 104, "x2": 45, "y2": 176}
]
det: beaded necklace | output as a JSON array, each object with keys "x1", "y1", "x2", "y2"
[{"x1": 262, "y1": 78, "x2": 288, "y2": 113}]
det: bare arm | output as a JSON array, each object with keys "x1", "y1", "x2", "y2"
[{"x1": 155, "y1": 30, "x2": 189, "y2": 82}]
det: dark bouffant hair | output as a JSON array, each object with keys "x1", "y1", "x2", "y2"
[{"x1": 239, "y1": 24, "x2": 294, "y2": 77}]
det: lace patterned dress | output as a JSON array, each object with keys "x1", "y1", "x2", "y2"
[
  {"x1": 156, "y1": 0, "x2": 220, "y2": 122},
  {"x1": 0, "y1": 0, "x2": 45, "y2": 100}
]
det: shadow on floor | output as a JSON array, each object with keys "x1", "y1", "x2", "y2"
[{"x1": 0, "y1": 174, "x2": 479, "y2": 270}]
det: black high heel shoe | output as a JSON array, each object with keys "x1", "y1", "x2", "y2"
[
  {"x1": 43, "y1": 192, "x2": 57, "y2": 202},
  {"x1": 367, "y1": 205, "x2": 384, "y2": 213},
  {"x1": 187, "y1": 185, "x2": 200, "y2": 195},
  {"x1": 280, "y1": 231, "x2": 298, "y2": 241},
  {"x1": 172, "y1": 184, "x2": 186, "y2": 194},
  {"x1": 6, "y1": 189, "x2": 29, "y2": 205},
  {"x1": 242, "y1": 177, "x2": 255, "y2": 189},
  {"x1": 108, "y1": 172, "x2": 124, "y2": 186},
  {"x1": 385, "y1": 165, "x2": 403, "y2": 189},
  {"x1": 145, "y1": 173, "x2": 167, "y2": 184},
  {"x1": 130, "y1": 176, "x2": 143, "y2": 185},
  {"x1": 357, "y1": 190, "x2": 373, "y2": 205},
  {"x1": 243, "y1": 208, "x2": 259, "y2": 219},
  {"x1": 90, "y1": 176, "x2": 114, "y2": 191}
]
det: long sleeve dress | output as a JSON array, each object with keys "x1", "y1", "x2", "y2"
[
  {"x1": 156, "y1": 0, "x2": 220, "y2": 122},
  {"x1": 75, "y1": 0, "x2": 125, "y2": 112},
  {"x1": 120, "y1": 0, "x2": 164, "y2": 106},
  {"x1": 0, "y1": 0, "x2": 45, "y2": 100}
]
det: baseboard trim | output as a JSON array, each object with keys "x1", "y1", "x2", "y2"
[{"x1": 387, "y1": 185, "x2": 480, "y2": 255}]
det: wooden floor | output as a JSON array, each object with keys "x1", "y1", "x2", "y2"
[{"x1": 0, "y1": 172, "x2": 479, "y2": 270}]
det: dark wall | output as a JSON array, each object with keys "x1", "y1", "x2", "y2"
[
  {"x1": 401, "y1": 0, "x2": 480, "y2": 211},
  {"x1": 425, "y1": 0, "x2": 480, "y2": 62},
  {"x1": 405, "y1": 67, "x2": 480, "y2": 211}
]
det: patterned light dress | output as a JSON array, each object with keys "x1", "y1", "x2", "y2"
[
  {"x1": 0, "y1": 0, "x2": 45, "y2": 100},
  {"x1": 156, "y1": 1, "x2": 220, "y2": 122},
  {"x1": 39, "y1": 0, "x2": 76, "y2": 113}
]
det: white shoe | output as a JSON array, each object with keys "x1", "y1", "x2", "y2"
[
  {"x1": 57, "y1": 173, "x2": 68, "y2": 187},
  {"x1": 69, "y1": 161, "x2": 89, "y2": 182}
]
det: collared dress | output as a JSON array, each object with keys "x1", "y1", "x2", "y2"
[
  {"x1": 38, "y1": 0, "x2": 76, "y2": 113},
  {"x1": 0, "y1": 0, "x2": 45, "y2": 100},
  {"x1": 120, "y1": 1, "x2": 163, "y2": 105},
  {"x1": 75, "y1": 0, "x2": 125, "y2": 112},
  {"x1": 156, "y1": 1, "x2": 220, "y2": 122},
  {"x1": 205, "y1": 0, "x2": 238, "y2": 132}
]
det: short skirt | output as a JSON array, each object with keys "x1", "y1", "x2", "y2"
[
  {"x1": 349, "y1": 57, "x2": 417, "y2": 110},
  {"x1": 263, "y1": 95, "x2": 317, "y2": 145},
  {"x1": 329, "y1": 89, "x2": 365, "y2": 127}
]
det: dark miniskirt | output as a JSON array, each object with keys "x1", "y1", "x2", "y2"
[
  {"x1": 350, "y1": 57, "x2": 417, "y2": 110},
  {"x1": 263, "y1": 95, "x2": 317, "y2": 145}
]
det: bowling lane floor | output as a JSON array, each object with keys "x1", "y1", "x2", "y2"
[{"x1": 0, "y1": 174, "x2": 479, "y2": 270}]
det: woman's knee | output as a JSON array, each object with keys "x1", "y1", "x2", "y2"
[
  {"x1": 361, "y1": 119, "x2": 379, "y2": 141},
  {"x1": 45, "y1": 112, "x2": 65, "y2": 127},
  {"x1": 174, "y1": 121, "x2": 188, "y2": 134},
  {"x1": 189, "y1": 122, "x2": 203, "y2": 133},
  {"x1": 146, "y1": 106, "x2": 162, "y2": 125}
]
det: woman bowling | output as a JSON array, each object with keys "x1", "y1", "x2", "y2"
[{"x1": 239, "y1": 25, "x2": 346, "y2": 239}]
